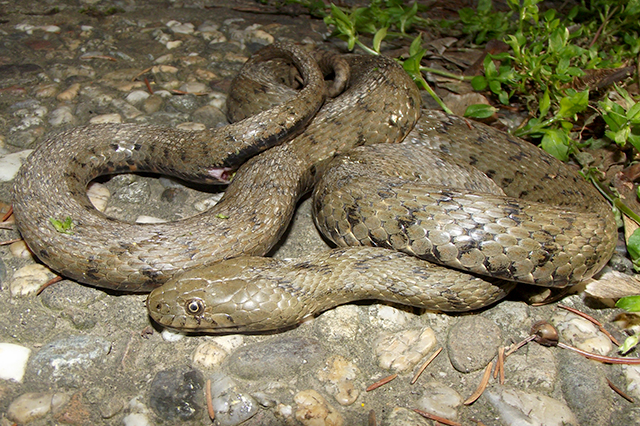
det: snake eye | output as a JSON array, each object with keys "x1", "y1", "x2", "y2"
[{"x1": 185, "y1": 298, "x2": 205, "y2": 316}]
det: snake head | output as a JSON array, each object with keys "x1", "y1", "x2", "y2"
[{"x1": 146, "y1": 257, "x2": 295, "y2": 333}]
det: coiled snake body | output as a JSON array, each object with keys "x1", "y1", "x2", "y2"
[{"x1": 12, "y1": 43, "x2": 616, "y2": 332}]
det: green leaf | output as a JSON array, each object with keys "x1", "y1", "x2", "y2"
[
  {"x1": 539, "y1": 89, "x2": 550, "y2": 117},
  {"x1": 627, "y1": 228, "x2": 640, "y2": 271},
  {"x1": 471, "y1": 75, "x2": 488, "y2": 91},
  {"x1": 540, "y1": 129, "x2": 570, "y2": 161},
  {"x1": 372, "y1": 27, "x2": 387, "y2": 53},
  {"x1": 409, "y1": 33, "x2": 423, "y2": 57},
  {"x1": 613, "y1": 126, "x2": 631, "y2": 145},
  {"x1": 619, "y1": 333, "x2": 640, "y2": 354},
  {"x1": 558, "y1": 90, "x2": 589, "y2": 119},
  {"x1": 483, "y1": 55, "x2": 498, "y2": 78},
  {"x1": 464, "y1": 104, "x2": 497, "y2": 119},
  {"x1": 616, "y1": 295, "x2": 640, "y2": 312},
  {"x1": 489, "y1": 79, "x2": 502, "y2": 94},
  {"x1": 398, "y1": 2, "x2": 418, "y2": 34},
  {"x1": 497, "y1": 89, "x2": 510, "y2": 105},
  {"x1": 477, "y1": 0, "x2": 492, "y2": 13},
  {"x1": 627, "y1": 132, "x2": 640, "y2": 152},
  {"x1": 627, "y1": 102, "x2": 640, "y2": 123},
  {"x1": 50, "y1": 216, "x2": 74, "y2": 234}
]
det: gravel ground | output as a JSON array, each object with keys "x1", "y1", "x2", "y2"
[{"x1": 0, "y1": 1, "x2": 639, "y2": 425}]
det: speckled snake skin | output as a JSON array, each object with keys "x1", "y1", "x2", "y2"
[
  {"x1": 12, "y1": 43, "x2": 420, "y2": 292},
  {"x1": 146, "y1": 112, "x2": 617, "y2": 332},
  {"x1": 12, "y1": 42, "x2": 616, "y2": 332}
]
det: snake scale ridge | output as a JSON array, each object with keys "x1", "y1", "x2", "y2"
[{"x1": 12, "y1": 42, "x2": 616, "y2": 332}]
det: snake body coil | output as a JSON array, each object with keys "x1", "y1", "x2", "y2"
[
  {"x1": 11, "y1": 43, "x2": 616, "y2": 332},
  {"x1": 12, "y1": 43, "x2": 419, "y2": 292}
]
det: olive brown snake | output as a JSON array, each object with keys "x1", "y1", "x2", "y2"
[{"x1": 11, "y1": 42, "x2": 616, "y2": 332}]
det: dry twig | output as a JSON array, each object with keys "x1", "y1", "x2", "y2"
[
  {"x1": 411, "y1": 347, "x2": 443, "y2": 385},
  {"x1": 464, "y1": 361, "x2": 493, "y2": 405},
  {"x1": 558, "y1": 304, "x2": 620, "y2": 345},
  {"x1": 205, "y1": 379, "x2": 215, "y2": 420},
  {"x1": 366, "y1": 374, "x2": 397, "y2": 392},
  {"x1": 413, "y1": 408, "x2": 462, "y2": 426}
]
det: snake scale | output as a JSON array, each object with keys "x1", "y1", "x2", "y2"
[{"x1": 12, "y1": 42, "x2": 616, "y2": 333}]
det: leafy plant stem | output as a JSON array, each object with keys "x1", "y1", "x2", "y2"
[
  {"x1": 413, "y1": 73, "x2": 453, "y2": 114},
  {"x1": 587, "y1": 173, "x2": 640, "y2": 225},
  {"x1": 354, "y1": 38, "x2": 380, "y2": 56},
  {"x1": 515, "y1": 115, "x2": 563, "y2": 138},
  {"x1": 419, "y1": 66, "x2": 473, "y2": 81},
  {"x1": 589, "y1": 5, "x2": 619, "y2": 49}
]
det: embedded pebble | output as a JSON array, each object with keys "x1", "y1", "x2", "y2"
[
  {"x1": 114, "y1": 180, "x2": 150, "y2": 203},
  {"x1": 135, "y1": 215, "x2": 167, "y2": 224},
  {"x1": 48, "y1": 106, "x2": 76, "y2": 126},
  {"x1": 368, "y1": 304, "x2": 412, "y2": 329},
  {"x1": 122, "y1": 413, "x2": 152, "y2": 426},
  {"x1": 225, "y1": 337, "x2": 325, "y2": 380},
  {"x1": 551, "y1": 310, "x2": 613, "y2": 355},
  {"x1": 193, "y1": 194, "x2": 225, "y2": 211},
  {"x1": 192, "y1": 341, "x2": 229, "y2": 368},
  {"x1": 180, "y1": 82, "x2": 207, "y2": 94},
  {"x1": 148, "y1": 366, "x2": 204, "y2": 421},
  {"x1": 192, "y1": 336, "x2": 243, "y2": 369},
  {"x1": 35, "y1": 83, "x2": 59, "y2": 98},
  {"x1": 198, "y1": 21, "x2": 219, "y2": 32},
  {"x1": 0, "y1": 342, "x2": 31, "y2": 382},
  {"x1": 111, "y1": 98, "x2": 143, "y2": 119},
  {"x1": 415, "y1": 382, "x2": 462, "y2": 421},
  {"x1": 624, "y1": 364, "x2": 640, "y2": 400},
  {"x1": 125, "y1": 90, "x2": 150, "y2": 104},
  {"x1": 447, "y1": 316, "x2": 501, "y2": 373},
  {"x1": 0, "y1": 150, "x2": 33, "y2": 181},
  {"x1": 122, "y1": 397, "x2": 152, "y2": 426},
  {"x1": 294, "y1": 389, "x2": 344, "y2": 426},
  {"x1": 166, "y1": 40, "x2": 183, "y2": 49},
  {"x1": 503, "y1": 341, "x2": 557, "y2": 390},
  {"x1": 143, "y1": 95, "x2": 164, "y2": 113},
  {"x1": 384, "y1": 406, "x2": 431, "y2": 425},
  {"x1": 246, "y1": 28, "x2": 274, "y2": 45},
  {"x1": 167, "y1": 20, "x2": 195, "y2": 34},
  {"x1": 56, "y1": 82, "x2": 81, "y2": 101},
  {"x1": 317, "y1": 355, "x2": 359, "y2": 406},
  {"x1": 160, "y1": 328, "x2": 185, "y2": 341},
  {"x1": 10, "y1": 263, "x2": 57, "y2": 297},
  {"x1": 209, "y1": 372, "x2": 258, "y2": 425},
  {"x1": 374, "y1": 327, "x2": 437, "y2": 371},
  {"x1": 485, "y1": 387, "x2": 578, "y2": 426},
  {"x1": 87, "y1": 182, "x2": 110, "y2": 212},
  {"x1": 89, "y1": 113, "x2": 123, "y2": 124},
  {"x1": 39, "y1": 279, "x2": 103, "y2": 310},
  {"x1": 9, "y1": 240, "x2": 33, "y2": 259},
  {"x1": 27, "y1": 335, "x2": 112, "y2": 386},
  {"x1": 313, "y1": 304, "x2": 361, "y2": 341},
  {"x1": 7, "y1": 391, "x2": 70, "y2": 423}
]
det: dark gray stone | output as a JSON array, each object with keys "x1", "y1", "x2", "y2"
[
  {"x1": 558, "y1": 350, "x2": 612, "y2": 426},
  {"x1": 148, "y1": 366, "x2": 204, "y2": 422},
  {"x1": 225, "y1": 336, "x2": 325, "y2": 380},
  {"x1": 27, "y1": 335, "x2": 112, "y2": 387}
]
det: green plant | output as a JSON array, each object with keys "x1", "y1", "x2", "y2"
[
  {"x1": 459, "y1": 0, "x2": 513, "y2": 44},
  {"x1": 598, "y1": 85, "x2": 640, "y2": 152},
  {"x1": 616, "y1": 296, "x2": 640, "y2": 354},
  {"x1": 50, "y1": 216, "x2": 74, "y2": 234}
]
